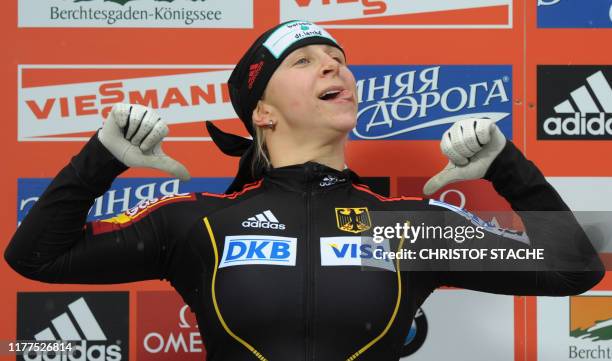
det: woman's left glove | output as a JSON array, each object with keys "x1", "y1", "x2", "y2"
[{"x1": 423, "y1": 118, "x2": 506, "y2": 195}]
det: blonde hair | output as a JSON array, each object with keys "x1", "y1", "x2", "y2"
[
  {"x1": 252, "y1": 125, "x2": 271, "y2": 174},
  {"x1": 251, "y1": 95, "x2": 272, "y2": 174}
]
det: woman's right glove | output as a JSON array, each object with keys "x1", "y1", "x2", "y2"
[
  {"x1": 98, "y1": 103, "x2": 191, "y2": 181},
  {"x1": 423, "y1": 118, "x2": 506, "y2": 195}
]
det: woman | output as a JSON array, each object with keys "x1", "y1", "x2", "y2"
[{"x1": 5, "y1": 20, "x2": 604, "y2": 361}]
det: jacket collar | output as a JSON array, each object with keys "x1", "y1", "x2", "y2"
[{"x1": 263, "y1": 161, "x2": 360, "y2": 192}]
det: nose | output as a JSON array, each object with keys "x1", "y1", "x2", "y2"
[{"x1": 319, "y1": 54, "x2": 340, "y2": 77}]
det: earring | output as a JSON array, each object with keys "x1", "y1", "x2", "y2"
[{"x1": 267, "y1": 120, "x2": 275, "y2": 129}]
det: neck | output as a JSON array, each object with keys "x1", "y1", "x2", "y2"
[{"x1": 266, "y1": 132, "x2": 346, "y2": 171}]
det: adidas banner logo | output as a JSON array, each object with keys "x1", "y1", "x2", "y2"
[
  {"x1": 32, "y1": 297, "x2": 107, "y2": 342},
  {"x1": 241, "y1": 210, "x2": 286, "y2": 230},
  {"x1": 538, "y1": 66, "x2": 612, "y2": 139},
  {"x1": 18, "y1": 293, "x2": 128, "y2": 361}
]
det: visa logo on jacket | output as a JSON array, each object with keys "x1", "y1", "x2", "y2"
[{"x1": 320, "y1": 237, "x2": 395, "y2": 271}]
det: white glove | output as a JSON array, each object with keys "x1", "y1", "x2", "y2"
[
  {"x1": 423, "y1": 118, "x2": 506, "y2": 195},
  {"x1": 98, "y1": 103, "x2": 191, "y2": 181}
]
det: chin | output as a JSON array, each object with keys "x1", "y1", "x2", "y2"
[{"x1": 329, "y1": 114, "x2": 357, "y2": 134}]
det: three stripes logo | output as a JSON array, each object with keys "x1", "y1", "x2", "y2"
[
  {"x1": 33, "y1": 297, "x2": 107, "y2": 342},
  {"x1": 241, "y1": 210, "x2": 286, "y2": 230},
  {"x1": 538, "y1": 66, "x2": 612, "y2": 139},
  {"x1": 247, "y1": 61, "x2": 264, "y2": 90},
  {"x1": 18, "y1": 292, "x2": 128, "y2": 361}
]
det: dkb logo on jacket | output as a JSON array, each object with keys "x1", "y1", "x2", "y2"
[{"x1": 219, "y1": 235, "x2": 297, "y2": 268}]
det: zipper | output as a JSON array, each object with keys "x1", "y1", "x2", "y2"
[{"x1": 304, "y1": 165, "x2": 317, "y2": 360}]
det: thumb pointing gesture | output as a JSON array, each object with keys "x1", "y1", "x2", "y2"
[
  {"x1": 423, "y1": 118, "x2": 506, "y2": 196},
  {"x1": 98, "y1": 103, "x2": 191, "y2": 181}
]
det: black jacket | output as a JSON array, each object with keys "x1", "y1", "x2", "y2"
[{"x1": 5, "y1": 135, "x2": 604, "y2": 361}]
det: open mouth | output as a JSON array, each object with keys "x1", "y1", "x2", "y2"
[
  {"x1": 318, "y1": 86, "x2": 355, "y2": 103},
  {"x1": 318, "y1": 89, "x2": 342, "y2": 101}
]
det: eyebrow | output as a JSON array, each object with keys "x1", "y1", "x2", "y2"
[
  {"x1": 284, "y1": 45, "x2": 345, "y2": 64},
  {"x1": 324, "y1": 46, "x2": 346, "y2": 61}
]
